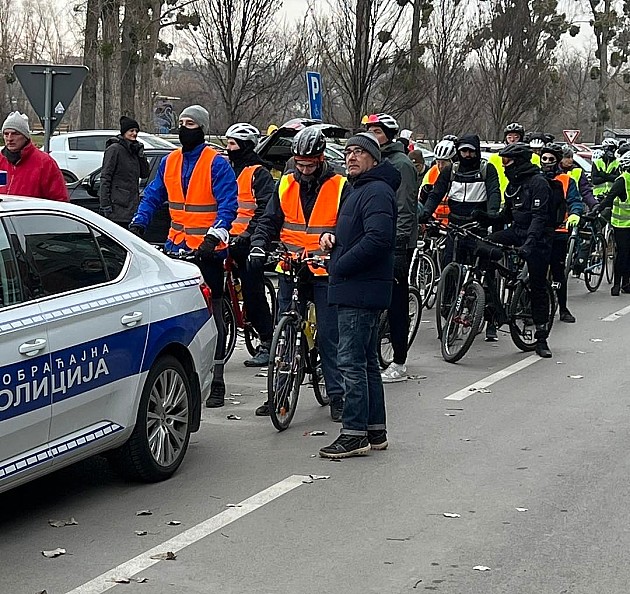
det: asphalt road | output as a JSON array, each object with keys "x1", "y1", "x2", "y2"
[{"x1": 2, "y1": 277, "x2": 630, "y2": 594}]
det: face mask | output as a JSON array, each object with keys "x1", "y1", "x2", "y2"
[
  {"x1": 178, "y1": 126, "x2": 205, "y2": 152},
  {"x1": 227, "y1": 147, "x2": 246, "y2": 163}
]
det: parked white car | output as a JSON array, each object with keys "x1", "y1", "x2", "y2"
[
  {"x1": 49, "y1": 131, "x2": 176, "y2": 182},
  {"x1": 0, "y1": 196, "x2": 217, "y2": 493}
]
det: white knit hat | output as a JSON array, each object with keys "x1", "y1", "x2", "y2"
[{"x1": 2, "y1": 111, "x2": 30, "y2": 139}]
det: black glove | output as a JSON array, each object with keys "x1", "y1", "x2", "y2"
[
  {"x1": 472, "y1": 209, "x2": 491, "y2": 224},
  {"x1": 128, "y1": 223, "x2": 145, "y2": 237},
  {"x1": 394, "y1": 246, "x2": 408, "y2": 281},
  {"x1": 418, "y1": 211, "x2": 432, "y2": 224},
  {"x1": 518, "y1": 243, "x2": 532, "y2": 260},
  {"x1": 99, "y1": 206, "x2": 113, "y2": 218},
  {"x1": 197, "y1": 234, "x2": 221, "y2": 259},
  {"x1": 247, "y1": 246, "x2": 266, "y2": 272},
  {"x1": 229, "y1": 234, "x2": 250, "y2": 260}
]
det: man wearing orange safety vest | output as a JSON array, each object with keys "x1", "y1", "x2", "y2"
[
  {"x1": 540, "y1": 143, "x2": 584, "y2": 324},
  {"x1": 130, "y1": 105, "x2": 238, "y2": 408},
  {"x1": 249, "y1": 127, "x2": 348, "y2": 421},
  {"x1": 224, "y1": 123, "x2": 276, "y2": 368},
  {"x1": 420, "y1": 137, "x2": 458, "y2": 226}
]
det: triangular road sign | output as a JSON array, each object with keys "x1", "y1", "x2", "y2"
[
  {"x1": 13, "y1": 64, "x2": 88, "y2": 133},
  {"x1": 563, "y1": 129, "x2": 581, "y2": 144}
]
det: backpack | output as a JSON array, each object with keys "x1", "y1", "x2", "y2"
[{"x1": 546, "y1": 177, "x2": 566, "y2": 228}]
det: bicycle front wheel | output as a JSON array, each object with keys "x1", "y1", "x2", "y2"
[
  {"x1": 564, "y1": 233, "x2": 577, "y2": 283},
  {"x1": 222, "y1": 297, "x2": 237, "y2": 364},
  {"x1": 407, "y1": 285, "x2": 422, "y2": 347},
  {"x1": 435, "y1": 262, "x2": 461, "y2": 340},
  {"x1": 584, "y1": 233, "x2": 606, "y2": 293},
  {"x1": 605, "y1": 227, "x2": 615, "y2": 284},
  {"x1": 441, "y1": 281, "x2": 485, "y2": 363},
  {"x1": 267, "y1": 315, "x2": 302, "y2": 431},
  {"x1": 415, "y1": 253, "x2": 437, "y2": 309}
]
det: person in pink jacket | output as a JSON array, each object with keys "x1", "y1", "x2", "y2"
[{"x1": 0, "y1": 111, "x2": 68, "y2": 201}]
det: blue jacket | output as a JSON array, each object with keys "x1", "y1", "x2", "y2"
[
  {"x1": 327, "y1": 161, "x2": 400, "y2": 309},
  {"x1": 132, "y1": 143, "x2": 238, "y2": 251}
]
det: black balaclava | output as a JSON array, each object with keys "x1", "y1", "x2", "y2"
[
  {"x1": 456, "y1": 133, "x2": 482, "y2": 171},
  {"x1": 227, "y1": 138, "x2": 255, "y2": 166},
  {"x1": 179, "y1": 126, "x2": 205, "y2": 152}
]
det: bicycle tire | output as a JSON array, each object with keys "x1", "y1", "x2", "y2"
[
  {"x1": 434, "y1": 262, "x2": 461, "y2": 340},
  {"x1": 408, "y1": 285, "x2": 422, "y2": 347},
  {"x1": 222, "y1": 297, "x2": 237, "y2": 364},
  {"x1": 244, "y1": 277, "x2": 278, "y2": 356},
  {"x1": 508, "y1": 281, "x2": 555, "y2": 352},
  {"x1": 267, "y1": 314, "x2": 302, "y2": 431},
  {"x1": 605, "y1": 227, "x2": 615, "y2": 284},
  {"x1": 308, "y1": 347, "x2": 329, "y2": 406},
  {"x1": 564, "y1": 233, "x2": 577, "y2": 283},
  {"x1": 377, "y1": 311, "x2": 393, "y2": 369},
  {"x1": 584, "y1": 233, "x2": 606, "y2": 293},
  {"x1": 415, "y1": 253, "x2": 436, "y2": 309},
  {"x1": 441, "y1": 280, "x2": 485, "y2": 363}
]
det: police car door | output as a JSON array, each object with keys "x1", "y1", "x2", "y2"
[
  {"x1": 0, "y1": 218, "x2": 53, "y2": 489},
  {"x1": 6, "y1": 213, "x2": 149, "y2": 467}
]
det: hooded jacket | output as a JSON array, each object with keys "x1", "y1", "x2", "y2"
[
  {"x1": 327, "y1": 161, "x2": 400, "y2": 309},
  {"x1": 99, "y1": 136, "x2": 150, "y2": 223},
  {"x1": 381, "y1": 140, "x2": 419, "y2": 247}
]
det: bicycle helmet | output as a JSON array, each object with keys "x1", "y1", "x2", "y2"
[
  {"x1": 225, "y1": 122, "x2": 260, "y2": 143},
  {"x1": 530, "y1": 137, "x2": 545, "y2": 150},
  {"x1": 602, "y1": 137, "x2": 618, "y2": 149},
  {"x1": 365, "y1": 113, "x2": 400, "y2": 133},
  {"x1": 442, "y1": 134, "x2": 458, "y2": 143},
  {"x1": 291, "y1": 126, "x2": 326, "y2": 157},
  {"x1": 503, "y1": 122, "x2": 525, "y2": 141},
  {"x1": 618, "y1": 152, "x2": 630, "y2": 170},
  {"x1": 400, "y1": 128, "x2": 413, "y2": 140},
  {"x1": 498, "y1": 142, "x2": 532, "y2": 161},
  {"x1": 561, "y1": 144, "x2": 574, "y2": 158},
  {"x1": 433, "y1": 139, "x2": 457, "y2": 160},
  {"x1": 617, "y1": 143, "x2": 630, "y2": 158},
  {"x1": 541, "y1": 143, "x2": 563, "y2": 162},
  {"x1": 591, "y1": 148, "x2": 604, "y2": 161}
]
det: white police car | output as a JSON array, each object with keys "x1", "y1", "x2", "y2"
[{"x1": 0, "y1": 196, "x2": 217, "y2": 493}]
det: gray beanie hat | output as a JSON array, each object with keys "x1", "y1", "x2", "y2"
[
  {"x1": 2, "y1": 111, "x2": 30, "y2": 139},
  {"x1": 345, "y1": 131, "x2": 381, "y2": 163},
  {"x1": 179, "y1": 105, "x2": 210, "y2": 132}
]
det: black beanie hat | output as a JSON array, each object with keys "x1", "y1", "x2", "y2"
[{"x1": 120, "y1": 115, "x2": 140, "y2": 135}]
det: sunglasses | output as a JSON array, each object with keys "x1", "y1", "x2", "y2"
[{"x1": 541, "y1": 156, "x2": 557, "y2": 163}]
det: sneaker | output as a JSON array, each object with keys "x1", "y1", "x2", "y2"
[
  {"x1": 485, "y1": 323, "x2": 498, "y2": 342},
  {"x1": 612, "y1": 285, "x2": 621, "y2": 297},
  {"x1": 319, "y1": 434, "x2": 370, "y2": 459},
  {"x1": 559, "y1": 309, "x2": 576, "y2": 323},
  {"x1": 381, "y1": 363, "x2": 407, "y2": 383},
  {"x1": 244, "y1": 344, "x2": 270, "y2": 367},
  {"x1": 368, "y1": 430, "x2": 388, "y2": 451},
  {"x1": 255, "y1": 401, "x2": 270, "y2": 416},
  {"x1": 330, "y1": 400, "x2": 343, "y2": 423},
  {"x1": 205, "y1": 381, "x2": 225, "y2": 408}
]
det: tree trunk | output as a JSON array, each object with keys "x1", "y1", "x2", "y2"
[
  {"x1": 101, "y1": 0, "x2": 119, "y2": 128},
  {"x1": 120, "y1": 0, "x2": 142, "y2": 116},
  {"x1": 80, "y1": 0, "x2": 100, "y2": 129},
  {"x1": 353, "y1": 0, "x2": 371, "y2": 125},
  {"x1": 410, "y1": 0, "x2": 421, "y2": 67},
  {"x1": 138, "y1": 0, "x2": 163, "y2": 131}
]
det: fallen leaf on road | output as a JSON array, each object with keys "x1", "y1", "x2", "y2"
[
  {"x1": 226, "y1": 503, "x2": 242, "y2": 508},
  {"x1": 576, "y1": 350, "x2": 586, "y2": 354},
  {"x1": 556, "y1": 361, "x2": 564, "y2": 365},
  {"x1": 35, "y1": 591, "x2": 48, "y2": 594},
  {"x1": 304, "y1": 430, "x2": 327, "y2": 436},
  {"x1": 516, "y1": 507, "x2": 528, "y2": 512},
  {"x1": 568, "y1": 375, "x2": 584, "y2": 379},
  {"x1": 303, "y1": 474, "x2": 331, "y2": 483},
  {"x1": 108, "y1": 577, "x2": 148, "y2": 584},
  {"x1": 255, "y1": 372, "x2": 267, "y2": 377},
  {"x1": 590, "y1": 338, "x2": 603, "y2": 343},
  {"x1": 231, "y1": 401, "x2": 241, "y2": 405},
  {"x1": 48, "y1": 518, "x2": 78, "y2": 528},
  {"x1": 259, "y1": 390, "x2": 268, "y2": 394},
  {"x1": 226, "y1": 414, "x2": 241, "y2": 420},
  {"x1": 444, "y1": 413, "x2": 456, "y2": 416},
  {"x1": 443, "y1": 512, "x2": 460, "y2": 518},
  {"x1": 135, "y1": 531, "x2": 148, "y2": 536},
  {"x1": 136, "y1": 510, "x2": 152, "y2": 516},
  {"x1": 468, "y1": 387, "x2": 491, "y2": 393},
  {"x1": 41, "y1": 548, "x2": 66, "y2": 558},
  {"x1": 229, "y1": 393, "x2": 241, "y2": 397},
  {"x1": 408, "y1": 375, "x2": 428, "y2": 380},
  {"x1": 149, "y1": 552, "x2": 176, "y2": 561},
  {"x1": 165, "y1": 521, "x2": 181, "y2": 526},
  {"x1": 473, "y1": 565, "x2": 491, "y2": 571}
]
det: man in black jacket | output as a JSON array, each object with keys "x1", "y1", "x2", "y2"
[
  {"x1": 99, "y1": 116, "x2": 150, "y2": 227},
  {"x1": 318, "y1": 132, "x2": 400, "y2": 459}
]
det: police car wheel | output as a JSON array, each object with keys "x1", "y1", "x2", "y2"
[{"x1": 109, "y1": 355, "x2": 193, "y2": 482}]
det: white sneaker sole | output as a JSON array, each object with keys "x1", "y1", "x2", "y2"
[
  {"x1": 319, "y1": 444, "x2": 371, "y2": 459},
  {"x1": 381, "y1": 376, "x2": 407, "y2": 383}
]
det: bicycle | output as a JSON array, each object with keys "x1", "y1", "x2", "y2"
[
  {"x1": 602, "y1": 212, "x2": 615, "y2": 284},
  {"x1": 434, "y1": 223, "x2": 556, "y2": 363},
  {"x1": 266, "y1": 249, "x2": 329, "y2": 431},
  {"x1": 222, "y1": 253, "x2": 278, "y2": 363},
  {"x1": 564, "y1": 212, "x2": 606, "y2": 293},
  {"x1": 409, "y1": 221, "x2": 447, "y2": 309}
]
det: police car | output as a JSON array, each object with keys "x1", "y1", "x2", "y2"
[{"x1": 0, "y1": 196, "x2": 217, "y2": 493}]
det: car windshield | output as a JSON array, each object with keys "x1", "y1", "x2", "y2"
[{"x1": 141, "y1": 135, "x2": 175, "y2": 149}]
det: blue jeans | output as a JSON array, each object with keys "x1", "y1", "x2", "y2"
[
  {"x1": 337, "y1": 306, "x2": 386, "y2": 436},
  {"x1": 277, "y1": 275, "x2": 343, "y2": 406}
]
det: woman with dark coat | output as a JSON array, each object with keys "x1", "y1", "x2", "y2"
[{"x1": 99, "y1": 116, "x2": 150, "y2": 227}]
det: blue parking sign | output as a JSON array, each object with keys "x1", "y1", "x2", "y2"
[{"x1": 306, "y1": 71, "x2": 323, "y2": 120}]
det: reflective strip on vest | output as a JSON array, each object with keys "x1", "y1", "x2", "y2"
[
  {"x1": 164, "y1": 147, "x2": 222, "y2": 250},
  {"x1": 278, "y1": 172, "x2": 346, "y2": 276},
  {"x1": 230, "y1": 165, "x2": 259, "y2": 236},
  {"x1": 613, "y1": 172, "x2": 630, "y2": 228}
]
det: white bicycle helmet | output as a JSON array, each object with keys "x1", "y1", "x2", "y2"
[
  {"x1": 442, "y1": 134, "x2": 458, "y2": 143},
  {"x1": 434, "y1": 139, "x2": 456, "y2": 161},
  {"x1": 530, "y1": 137, "x2": 545, "y2": 149},
  {"x1": 618, "y1": 152, "x2": 630, "y2": 170},
  {"x1": 602, "y1": 137, "x2": 618, "y2": 149},
  {"x1": 591, "y1": 148, "x2": 604, "y2": 161},
  {"x1": 400, "y1": 129, "x2": 413, "y2": 140},
  {"x1": 366, "y1": 113, "x2": 399, "y2": 133},
  {"x1": 225, "y1": 122, "x2": 260, "y2": 143}
]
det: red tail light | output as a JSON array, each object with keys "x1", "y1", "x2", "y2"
[{"x1": 199, "y1": 282, "x2": 213, "y2": 314}]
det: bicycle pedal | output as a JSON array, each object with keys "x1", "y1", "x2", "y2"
[{"x1": 551, "y1": 282, "x2": 561, "y2": 290}]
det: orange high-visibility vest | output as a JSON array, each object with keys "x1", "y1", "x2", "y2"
[
  {"x1": 554, "y1": 173, "x2": 571, "y2": 234},
  {"x1": 164, "y1": 147, "x2": 224, "y2": 250},
  {"x1": 278, "y1": 173, "x2": 346, "y2": 276},
  {"x1": 230, "y1": 165, "x2": 259, "y2": 236},
  {"x1": 423, "y1": 165, "x2": 449, "y2": 226}
]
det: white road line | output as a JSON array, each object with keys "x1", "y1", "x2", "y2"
[
  {"x1": 602, "y1": 304, "x2": 630, "y2": 322},
  {"x1": 444, "y1": 355, "x2": 540, "y2": 401},
  {"x1": 65, "y1": 475, "x2": 307, "y2": 594}
]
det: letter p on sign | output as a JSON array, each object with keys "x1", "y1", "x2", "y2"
[{"x1": 306, "y1": 71, "x2": 323, "y2": 120}]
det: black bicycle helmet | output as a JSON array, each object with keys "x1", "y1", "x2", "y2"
[
  {"x1": 498, "y1": 142, "x2": 532, "y2": 161},
  {"x1": 291, "y1": 127, "x2": 326, "y2": 157},
  {"x1": 541, "y1": 143, "x2": 563, "y2": 162}
]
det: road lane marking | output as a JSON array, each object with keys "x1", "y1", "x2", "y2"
[
  {"x1": 444, "y1": 355, "x2": 540, "y2": 401},
  {"x1": 64, "y1": 475, "x2": 307, "y2": 594},
  {"x1": 602, "y1": 304, "x2": 630, "y2": 322}
]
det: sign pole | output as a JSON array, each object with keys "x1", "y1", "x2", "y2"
[{"x1": 43, "y1": 66, "x2": 53, "y2": 153}]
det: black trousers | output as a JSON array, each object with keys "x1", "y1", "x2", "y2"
[
  {"x1": 549, "y1": 234, "x2": 568, "y2": 311},
  {"x1": 488, "y1": 228, "x2": 552, "y2": 328},
  {"x1": 386, "y1": 249, "x2": 413, "y2": 365},
  {"x1": 613, "y1": 226, "x2": 630, "y2": 287}
]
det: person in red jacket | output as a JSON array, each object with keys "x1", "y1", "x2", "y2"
[{"x1": 0, "y1": 112, "x2": 68, "y2": 201}]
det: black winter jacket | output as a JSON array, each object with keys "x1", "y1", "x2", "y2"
[
  {"x1": 328, "y1": 161, "x2": 400, "y2": 309},
  {"x1": 99, "y1": 136, "x2": 150, "y2": 223}
]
